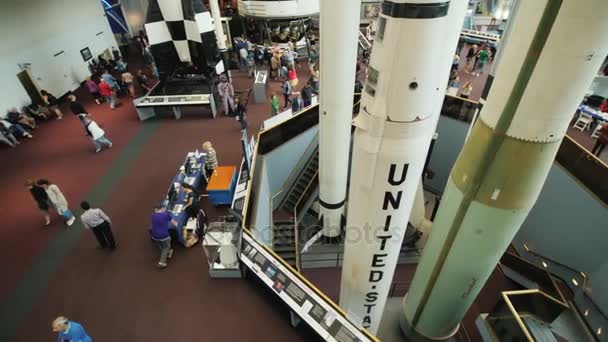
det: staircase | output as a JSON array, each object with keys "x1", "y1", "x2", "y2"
[
  {"x1": 281, "y1": 150, "x2": 319, "y2": 215},
  {"x1": 272, "y1": 220, "x2": 297, "y2": 267},
  {"x1": 299, "y1": 220, "x2": 422, "y2": 269}
]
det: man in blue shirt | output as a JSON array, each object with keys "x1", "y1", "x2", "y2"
[
  {"x1": 53, "y1": 316, "x2": 92, "y2": 342},
  {"x1": 150, "y1": 205, "x2": 177, "y2": 268},
  {"x1": 101, "y1": 69, "x2": 118, "y2": 90}
]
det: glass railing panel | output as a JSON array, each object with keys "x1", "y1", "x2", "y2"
[
  {"x1": 508, "y1": 291, "x2": 568, "y2": 324},
  {"x1": 440, "y1": 95, "x2": 480, "y2": 123},
  {"x1": 500, "y1": 252, "x2": 565, "y2": 304},
  {"x1": 555, "y1": 135, "x2": 608, "y2": 203},
  {"x1": 486, "y1": 296, "x2": 531, "y2": 341}
]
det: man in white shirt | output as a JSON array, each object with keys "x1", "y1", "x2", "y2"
[
  {"x1": 84, "y1": 117, "x2": 112, "y2": 153},
  {"x1": 80, "y1": 201, "x2": 116, "y2": 250}
]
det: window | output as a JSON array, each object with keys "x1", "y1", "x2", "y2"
[
  {"x1": 367, "y1": 67, "x2": 379, "y2": 86},
  {"x1": 365, "y1": 84, "x2": 376, "y2": 97},
  {"x1": 377, "y1": 17, "x2": 387, "y2": 42}
]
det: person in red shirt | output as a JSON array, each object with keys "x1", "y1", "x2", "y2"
[
  {"x1": 592, "y1": 124, "x2": 608, "y2": 157},
  {"x1": 599, "y1": 99, "x2": 608, "y2": 113},
  {"x1": 287, "y1": 65, "x2": 298, "y2": 88},
  {"x1": 98, "y1": 79, "x2": 117, "y2": 110}
]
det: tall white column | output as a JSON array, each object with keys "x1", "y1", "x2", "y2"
[
  {"x1": 318, "y1": 0, "x2": 361, "y2": 238},
  {"x1": 209, "y1": 0, "x2": 227, "y2": 52},
  {"x1": 403, "y1": 0, "x2": 608, "y2": 339},
  {"x1": 339, "y1": 0, "x2": 468, "y2": 334}
]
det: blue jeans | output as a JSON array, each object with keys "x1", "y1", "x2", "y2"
[
  {"x1": 153, "y1": 237, "x2": 172, "y2": 265},
  {"x1": 105, "y1": 95, "x2": 116, "y2": 109},
  {"x1": 93, "y1": 136, "x2": 112, "y2": 150},
  {"x1": 61, "y1": 209, "x2": 73, "y2": 220},
  {"x1": 10, "y1": 124, "x2": 27, "y2": 137}
]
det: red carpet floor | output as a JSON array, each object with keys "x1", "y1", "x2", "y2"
[{"x1": 1, "y1": 57, "x2": 314, "y2": 340}]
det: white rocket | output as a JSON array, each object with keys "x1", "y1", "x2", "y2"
[
  {"x1": 318, "y1": 0, "x2": 360, "y2": 238},
  {"x1": 403, "y1": 0, "x2": 608, "y2": 339},
  {"x1": 208, "y1": 0, "x2": 227, "y2": 52},
  {"x1": 339, "y1": 0, "x2": 468, "y2": 333}
]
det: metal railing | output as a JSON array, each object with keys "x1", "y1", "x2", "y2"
[
  {"x1": 519, "y1": 244, "x2": 607, "y2": 341},
  {"x1": 555, "y1": 135, "x2": 608, "y2": 204},
  {"x1": 269, "y1": 188, "x2": 285, "y2": 244},
  {"x1": 293, "y1": 169, "x2": 319, "y2": 272}
]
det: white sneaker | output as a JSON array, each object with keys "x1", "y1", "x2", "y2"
[
  {"x1": 66, "y1": 216, "x2": 76, "y2": 226},
  {"x1": 168, "y1": 249, "x2": 174, "y2": 259},
  {"x1": 95, "y1": 148, "x2": 101, "y2": 153},
  {"x1": 108, "y1": 142, "x2": 113, "y2": 148},
  {"x1": 157, "y1": 262, "x2": 167, "y2": 268}
]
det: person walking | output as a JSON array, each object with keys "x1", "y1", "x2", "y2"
[
  {"x1": 202, "y1": 141, "x2": 218, "y2": 178},
  {"x1": 80, "y1": 201, "x2": 116, "y2": 250},
  {"x1": 99, "y1": 79, "x2": 117, "y2": 110},
  {"x1": 287, "y1": 65, "x2": 298, "y2": 88},
  {"x1": 26, "y1": 179, "x2": 51, "y2": 226},
  {"x1": 37, "y1": 179, "x2": 76, "y2": 226},
  {"x1": 218, "y1": 75, "x2": 235, "y2": 115},
  {"x1": 52, "y1": 316, "x2": 92, "y2": 342},
  {"x1": 121, "y1": 71, "x2": 135, "y2": 97},
  {"x1": 234, "y1": 97, "x2": 248, "y2": 132},
  {"x1": 150, "y1": 205, "x2": 177, "y2": 268},
  {"x1": 101, "y1": 69, "x2": 118, "y2": 89},
  {"x1": 473, "y1": 47, "x2": 490, "y2": 76},
  {"x1": 136, "y1": 69, "x2": 150, "y2": 93},
  {"x1": 591, "y1": 124, "x2": 608, "y2": 157},
  {"x1": 466, "y1": 44, "x2": 477, "y2": 68},
  {"x1": 40, "y1": 90, "x2": 63, "y2": 120},
  {"x1": 282, "y1": 78, "x2": 293, "y2": 109},
  {"x1": 84, "y1": 116, "x2": 112, "y2": 153},
  {"x1": 270, "y1": 93, "x2": 280, "y2": 116},
  {"x1": 291, "y1": 93, "x2": 303, "y2": 112},
  {"x1": 301, "y1": 82, "x2": 313, "y2": 107},
  {"x1": 85, "y1": 77, "x2": 103, "y2": 104},
  {"x1": 68, "y1": 95, "x2": 89, "y2": 133}
]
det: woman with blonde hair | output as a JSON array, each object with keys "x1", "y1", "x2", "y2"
[
  {"x1": 37, "y1": 179, "x2": 76, "y2": 226},
  {"x1": 460, "y1": 81, "x2": 473, "y2": 99},
  {"x1": 202, "y1": 141, "x2": 218, "y2": 178}
]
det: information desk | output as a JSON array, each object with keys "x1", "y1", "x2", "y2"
[
  {"x1": 207, "y1": 166, "x2": 237, "y2": 206},
  {"x1": 578, "y1": 104, "x2": 608, "y2": 122},
  {"x1": 159, "y1": 153, "x2": 206, "y2": 245},
  {"x1": 134, "y1": 93, "x2": 217, "y2": 121},
  {"x1": 240, "y1": 232, "x2": 375, "y2": 342},
  {"x1": 231, "y1": 159, "x2": 250, "y2": 214}
]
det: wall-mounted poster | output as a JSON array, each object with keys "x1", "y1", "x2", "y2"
[
  {"x1": 80, "y1": 47, "x2": 92, "y2": 61},
  {"x1": 361, "y1": 3, "x2": 381, "y2": 20}
]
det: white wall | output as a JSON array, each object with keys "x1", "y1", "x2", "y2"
[{"x1": 0, "y1": 0, "x2": 117, "y2": 116}]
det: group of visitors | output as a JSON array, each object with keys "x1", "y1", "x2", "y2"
[
  {"x1": 26, "y1": 177, "x2": 116, "y2": 248},
  {"x1": 465, "y1": 43, "x2": 494, "y2": 77},
  {"x1": 0, "y1": 89, "x2": 71, "y2": 147}
]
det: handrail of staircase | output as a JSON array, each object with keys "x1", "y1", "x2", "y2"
[
  {"x1": 293, "y1": 170, "x2": 319, "y2": 272},
  {"x1": 521, "y1": 244, "x2": 608, "y2": 334},
  {"x1": 269, "y1": 188, "x2": 286, "y2": 244},
  {"x1": 272, "y1": 142, "x2": 319, "y2": 210},
  {"x1": 522, "y1": 244, "x2": 588, "y2": 288}
]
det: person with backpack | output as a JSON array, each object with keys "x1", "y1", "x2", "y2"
[{"x1": 282, "y1": 78, "x2": 293, "y2": 109}]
